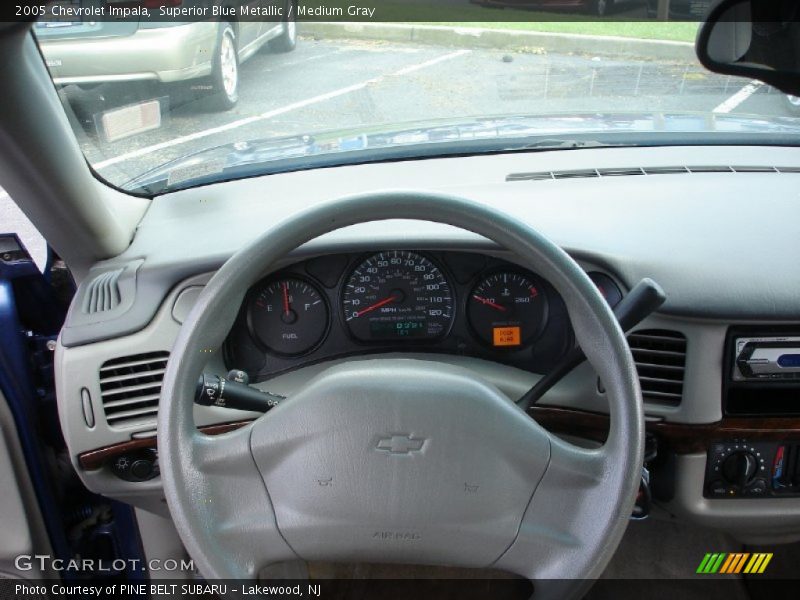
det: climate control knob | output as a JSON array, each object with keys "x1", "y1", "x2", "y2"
[{"x1": 721, "y1": 451, "x2": 759, "y2": 488}]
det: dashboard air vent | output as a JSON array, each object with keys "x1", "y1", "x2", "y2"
[
  {"x1": 552, "y1": 169, "x2": 599, "y2": 179},
  {"x1": 641, "y1": 166, "x2": 689, "y2": 175},
  {"x1": 627, "y1": 330, "x2": 687, "y2": 406},
  {"x1": 685, "y1": 166, "x2": 734, "y2": 173},
  {"x1": 506, "y1": 166, "x2": 797, "y2": 182},
  {"x1": 506, "y1": 171, "x2": 554, "y2": 181},
  {"x1": 98, "y1": 351, "x2": 169, "y2": 427},
  {"x1": 82, "y1": 269, "x2": 123, "y2": 314},
  {"x1": 596, "y1": 167, "x2": 645, "y2": 177}
]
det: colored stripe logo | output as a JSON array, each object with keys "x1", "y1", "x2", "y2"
[{"x1": 696, "y1": 553, "x2": 773, "y2": 574}]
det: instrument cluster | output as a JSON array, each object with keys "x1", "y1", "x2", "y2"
[{"x1": 225, "y1": 250, "x2": 623, "y2": 382}]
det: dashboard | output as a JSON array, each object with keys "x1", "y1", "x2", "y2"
[
  {"x1": 225, "y1": 250, "x2": 621, "y2": 381},
  {"x1": 52, "y1": 144, "x2": 800, "y2": 547}
]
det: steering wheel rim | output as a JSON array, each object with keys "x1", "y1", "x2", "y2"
[{"x1": 158, "y1": 191, "x2": 644, "y2": 597}]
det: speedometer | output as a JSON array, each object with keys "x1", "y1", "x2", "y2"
[{"x1": 342, "y1": 251, "x2": 454, "y2": 342}]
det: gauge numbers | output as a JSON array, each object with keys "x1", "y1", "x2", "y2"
[
  {"x1": 468, "y1": 272, "x2": 548, "y2": 348},
  {"x1": 342, "y1": 251, "x2": 454, "y2": 342}
]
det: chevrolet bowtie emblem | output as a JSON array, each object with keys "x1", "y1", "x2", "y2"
[{"x1": 375, "y1": 434, "x2": 425, "y2": 454}]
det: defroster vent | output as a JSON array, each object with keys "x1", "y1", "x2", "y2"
[{"x1": 82, "y1": 268, "x2": 123, "y2": 314}]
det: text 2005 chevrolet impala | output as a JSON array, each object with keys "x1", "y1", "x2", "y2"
[{"x1": 1, "y1": 1, "x2": 800, "y2": 598}]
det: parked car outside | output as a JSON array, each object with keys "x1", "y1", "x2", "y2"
[
  {"x1": 646, "y1": 0, "x2": 710, "y2": 19},
  {"x1": 36, "y1": 1, "x2": 297, "y2": 111}
]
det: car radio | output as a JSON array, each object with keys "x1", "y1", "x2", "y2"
[
  {"x1": 724, "y1": 328, "x2": 800, "y2": 416},
  {"x1": 734, "y1": 336, "x2": 800, "y2": 381}
]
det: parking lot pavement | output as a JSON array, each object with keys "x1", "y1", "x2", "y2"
[
  {"x1": 34, "y1": 36, "x2": 800, "y2": 189},
  {"x1": 0, "y1": 189, "x2": 48, "y2": 271}
]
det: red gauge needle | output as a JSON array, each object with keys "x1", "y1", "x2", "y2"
[
  {"x1": 281, "y1": 282, "x2": 291, "y2": 315},
  {"x1": 355, "y1": 295, "x2": 398, "y2": 318},
  {"x1": 472, "y1": 295, "x2": 507, "y2": 312}
]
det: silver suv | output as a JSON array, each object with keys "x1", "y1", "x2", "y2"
[{"x1": 36, "y1": 5, "x2": 296, "y2": 111}]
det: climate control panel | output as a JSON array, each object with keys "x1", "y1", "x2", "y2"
[{"x1": 705, "y1": 440, "x2": 800, "y2": 499}]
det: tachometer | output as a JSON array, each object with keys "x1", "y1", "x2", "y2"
[
  {"x1": 248, "y1": 277, "x2": 329, "y2": 356},
  {"x1": 467, "y1": 272, "x2": 548, "y2": 348},
  {"x1": 342, "y1": 251, "x2": 454, "y2": 342}
]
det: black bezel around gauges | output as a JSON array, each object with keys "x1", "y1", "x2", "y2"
[
  {"x1": 224, "y1": 250, "x2": 581, "y2": 384},
  {"x1": 339, "y1": 250, "x2": 456, "y2": 345},
  {"x1": 246, "y1": 275, "x2": 331, "y2": 357},
  {"x1": 466, "y1": 269, "x2": 550, "y2": 351}
]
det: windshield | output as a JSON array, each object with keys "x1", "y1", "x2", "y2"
[{"x1": 32, "y1": 3, "x2": 800, "y2": 193}]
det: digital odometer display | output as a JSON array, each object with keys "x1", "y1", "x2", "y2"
[
  {"x1": 342, "y1": 251, "x2": 454, "y2": 342},
  {"x1": 369, "y1": 321, "x2": 428, "y2": 338}
]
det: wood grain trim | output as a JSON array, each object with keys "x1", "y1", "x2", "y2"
[
  {"x1": 77, "y1": 408, "x2": 800, "y2": 471},
  {"x1": 77, "y1": 421, "x2": 250, "y2": 471},
  {"x1": 528, "y1": 406, "x2": 800, "y2": 453}
]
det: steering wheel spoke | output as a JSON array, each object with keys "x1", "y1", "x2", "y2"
[
  {"x1": 495, "y1": 433, "x2": 633, "y2": 586},
  {"x1": 543, "y1": 435, "x2": 610, "y2": 491},
  {"x1": 161, "y1": 420, "x2": 297, "y2": 579},
  {"x1": 192, "y1": 420, "x2": 254, "y2": 471}
]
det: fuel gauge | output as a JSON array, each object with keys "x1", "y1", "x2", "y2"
[{"x1": 248, "y1": 278, "x2": 329, "y2": 356}]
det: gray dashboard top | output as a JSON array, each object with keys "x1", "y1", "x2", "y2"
[{"x1": 61, "y1": 144, "x2": 800, "y2": 347}]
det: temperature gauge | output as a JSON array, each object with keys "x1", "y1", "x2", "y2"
[
  {"x1": 467, "y1": 272, "x2": 548, "y2": 349},
  {"x1": 248, "y1": 278, "x2": 329, "y2": 356}
]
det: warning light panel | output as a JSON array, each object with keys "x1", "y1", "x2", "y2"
[{"x1": 492, "y1": 326, "x2": 521, "y2": 347}]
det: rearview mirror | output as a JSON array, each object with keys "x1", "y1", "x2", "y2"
[{"x1": 696, "y1": 0, "x2": 800, "y2": 96}]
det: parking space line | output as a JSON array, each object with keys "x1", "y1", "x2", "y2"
[
  {"x1": 263, "y1": 49, "x2": 344, "y2": 71},
  {"x1": 95, "y1": 49, "x2": 471, "y2": 171},
  {"x1": 712, "y1": 79, "x2": 763, "y2": 113},
  {"x1": 392, "y1": 49, "x2": 470, "y2": 76}
]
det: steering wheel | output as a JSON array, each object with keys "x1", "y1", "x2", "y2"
[{"x1": 158, "y1": 191, "x2": 644, "y2": 598}]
